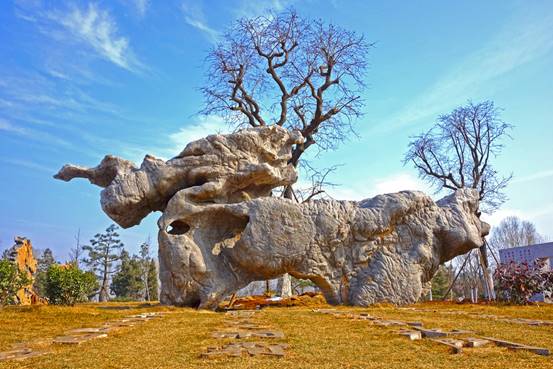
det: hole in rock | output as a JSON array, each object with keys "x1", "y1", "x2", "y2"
[{"x1": 167, "y1": 220, "x2": 190, "y2": 235}]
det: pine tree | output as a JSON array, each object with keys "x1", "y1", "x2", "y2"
[
  {"x1": 34, "y1": 248, "x2": 56, "y2": 297},
  {"x1": 111, "y1": 250, "x2": 144, "y2": 300},
  {"x1": 82, "y1": 224, "x2": 124, "y2": 302},
  {"x1": 147, "y1": 259, "x2": 158, "y2": 301},
  {"x1": 139, "y1": 240, "x2": 153, "y2": 301},
  {"x1": 431, "y1": 264, "x2": 454, "y2": 299}
]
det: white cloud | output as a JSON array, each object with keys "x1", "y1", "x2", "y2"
[
  {"x1": 372, "y1": 12, "x2": 553, "y2": 134},
  {"x1": 1, "y1": 158, "x2": 56, "y2": 174},
  {"x1": 133, "y1": 0, "x2": 149, "y2": 17},
  {"x1": 512, "y1": 169, "x2": 553, "y2": 184},
  {"x1": 130, "y1": 115, "x2": 230, "y2": 162},
  {"x1": 47, "y1": 4, "x2": 143, "y2": 72},
  {"x1": 169, "y1": 115, "x2": 230, "y2": 153},
  {"x1": 0, "y1": 118, "x2": 73, "y2": 148},
  {"x1": 181, "y1": 1, "x2": 219, "y2": 43},
  {"x1": 0, "y1": 119, "x2": 28, "y2": 135},
  {"x1": 325, "y1": 172, "x2": 430, "y2": 201},
  {"x1": 480, "y1": 208, "x2": 527, "y2": 229},
  {"x1": 235, "y1": 0, "x2": 296, "y2": 18}
]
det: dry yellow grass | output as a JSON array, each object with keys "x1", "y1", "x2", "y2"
[{"x1": 1, "y1": 301, "x2": 553, "y2": 368}]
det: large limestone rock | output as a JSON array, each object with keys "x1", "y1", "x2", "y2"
[
  {"x1": 54, "y1": 125, "x2": 489, "y2": 309},
  {"x1": 157, "y1": 188, "x2": 489, "y2": 308},
  {"x1": 55, "y1": 126, "x2": 303, "y2": 227},
  {"x1": 5, "y1": 237, "x2": 42, "y2": 305}
]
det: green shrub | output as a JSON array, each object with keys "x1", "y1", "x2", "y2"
[
  {"x1": 45, "y1": 264, "x2": 98, "y2": 306},
  {"x1": 0, "y1": 259, "x2": 30, "y2": 306}
]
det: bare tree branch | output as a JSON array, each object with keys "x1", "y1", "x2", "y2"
[
  {"x1": 404, "y1": 100, "x2": 513, "y2": 213},
  {"x1": 201, "y1": 8, "x2": 372, "y2": 170}
]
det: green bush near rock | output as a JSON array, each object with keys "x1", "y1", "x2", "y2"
[
  {"x1": 45, "y1": 264, "x2": 98, "y2": 306},
  {"x1": 0, "y1": 259, "x2": 30, "y2": 306}
]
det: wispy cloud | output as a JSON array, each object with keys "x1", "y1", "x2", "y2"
[
  {"x1": 1, "y1": 157, "x2": 57, "y2": 174},
  {"x1": 0, "y1": 118, "x2": 72, "y2": 148},
  {"x1": 46, "y1": 4, "x2": 144, "y2": 72},
  {"x1": 326, "y1": 171, "x2": 430, "y2": 201},
  {"x1": 131, "y1": 0, "x2": 150, "y2": 18},
  {"x1": 512, "y1": 169, "x2": 553, "y2": 184},
  {"x1": 235, "y1": 0, "x2": 296, "y2": 18},
  {"x1": 181, "y1": 0, "x2": 220, "y2": 43},
  {"x1": 0, "y1": 119, "x2": 28, "y2": 135},
  {"x1": 372, "y1": 11, "x2": 553, "y2": 134},
  {"x1": 169, "y1": 115, "x2": 230, "y2": 153}
]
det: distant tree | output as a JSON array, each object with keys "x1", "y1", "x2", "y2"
[
  {"x1": 34, "y1": 248, "x2": 56, "y2": 297},
  {"x1": 147, "y1": 259, "x2": 158, "y2": 301},
  {"x1": 69, "y1": 229, "x2": 83, "y2": 268},
  {"x1": 0, "y1": 259, "x2": 30, "y2": 306},
  {"x1": 45, "y1": 264, "x2": 98, "y2": 306},
  {"x1": 82, "y1": 224, "x2": 124, "y2": 302},
  {"x1": 139, "y1": 240, "x2": 152, "y2": 301},
  {"x1": 431, "y1": 265, "x2": 454, "y2": 299},
  {"x1": 111, "y1": 250, "x2": 144, "y2": 300},
  {"x1": 291, "y1": 276, "x2": 316, "y2": 295},
  {"x1": 488, "y1": 216, "x2": 545, "y2": 250}
]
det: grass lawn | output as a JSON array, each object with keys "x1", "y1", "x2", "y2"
[{"x1": 1, "y1": 301, "x2": 553, "y2": 368}]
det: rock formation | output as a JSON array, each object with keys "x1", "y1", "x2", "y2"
[
  {"x1": 5, "y1": 237, "x2": 42, "y2": 305},
  {"x1": 156, "y1": 188, "x2": 489, "y2": 308},
  {"x1": 55, "y1": 125, "x2": 303, "y2": 228},
  {"x1": 55, "y1": 125, "x2": 489, "y2": 309}
]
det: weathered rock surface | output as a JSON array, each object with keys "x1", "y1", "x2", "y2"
[
  {"x1": 157, "y1": 188, "x2": 489, "y2": 308},
  {"x1": 55, "y1": 125, "x2": 489, "y2": 309},
  {"x1": 54, "y1": 126, "x2": 302, "y2": 227},
  {"x1": 5, "y1": 237, "x2": 42, "y2": 305}
]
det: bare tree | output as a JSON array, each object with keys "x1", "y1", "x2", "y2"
[
  {"x1": 202, "y1": 8, "x2": 371, "y2": 294},
  {"x1": 488, "y1": 216, "x2": 545, "y2": 250},
  {"x1": 288, "y1": 162, "x2": 341, "y2": 203},
  {"x1": 404, "y1": 100, "x2": 513, "y2": 300},
  {"x1": 404, "y1": 100, "x2": 512, "y2": 213},
  {"x1": 69, "y1": 228, "x2": 82, "y2": 268},
  {"x1": 202, "y1": 9, "x2": 370, "y2": 167}
]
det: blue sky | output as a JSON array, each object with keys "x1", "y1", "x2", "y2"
[{"x1": 1, "y1": 0, "x2": 552, "y2": 260}]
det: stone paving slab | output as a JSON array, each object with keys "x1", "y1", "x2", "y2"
[
  {"x1": 202, "y1": 342, "x2": 288, "y2": 358},
  {"x1": 464, "y1": 337, "x2": 490, "y2": 348},
  {"x1": 0, "y1": 348, "x2": 49, "y2": 362},
  {"x1": 431, "y1": 338, "x2": 464, "y2": 354},
  {"x1": 481, "y1": 336, "x2": 550, "y2": 356},
  {"x1": 53, "y1": 333, "x2": 108, "y2": 345},
  {"x1": 397, "y1": 329, "x2": 422, "y2": 340},
  {"x1": 212, "y1": 329, "x2": 285, "y2": 339},
  {"x1": 67, "y1": 327, "x2": 111, "y2": 334}
]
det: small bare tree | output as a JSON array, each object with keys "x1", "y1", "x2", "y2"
[
  {"x1": 202, "y1": 8, "x2": 371, "y2": 294},
  {"x1": 488, "y1": 216, "x2": 545, "y2": 250},
  {"x1": 404, "y1": 100, "x2": 512, "y2": 213},
  {"x1": 404, "y1": 100, "x2": 513, "y2": 300}
]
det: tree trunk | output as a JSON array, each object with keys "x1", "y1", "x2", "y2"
[
  {"x1": 99, "y1": 258, "x2": 109, "y2": 302},
  {"x1": 277, "y1": 184, "x2": 296, "y2": 296},
  {"x1": 478, "y1": 245, "x2": 496, "y2": 300},
  {"x1": 280, "y1": 273, "x2": 292, "y2": 298}
]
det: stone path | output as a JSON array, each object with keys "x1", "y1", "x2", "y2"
[
  {"x1": 313, "y1": 309, "x2": 550, "y2": 356},
  {"x1": 202, "y1": 310, "x2": 288, "y2": 359},
  {"x1": 400, "y1": 308, "x2": 553, "y2": 327},
  {"x1": 0, "y1": 311, "x2": 168, "y2": 362}
]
